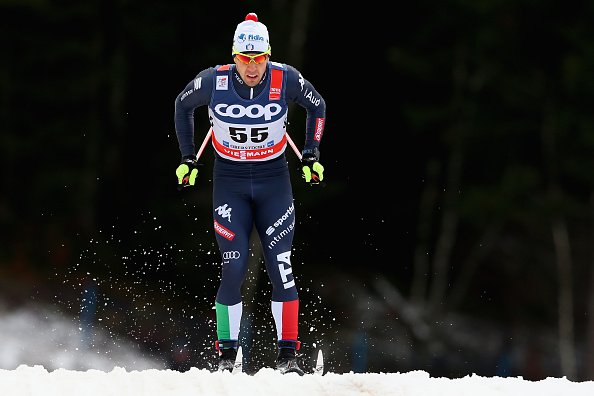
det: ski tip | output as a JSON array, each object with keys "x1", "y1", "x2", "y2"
[
  {"x1": 232, "y1": 346, "x2": 243, "y2": 375},
  {"x1": 314, "y1": 349, "x2": 324, "y2": 376}
]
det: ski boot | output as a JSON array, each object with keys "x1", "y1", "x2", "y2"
[
  {"x1": 276, "y1": 340, "x2": 304, "y2": 376},
  {"x1": 216, "y1": 340, "x2": 238, "y2": 373}
]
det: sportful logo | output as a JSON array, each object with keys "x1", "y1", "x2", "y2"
[
  {"x1": 267, "y1": 217, "x2": 295, "y2": 250},
  {"x1": 266, "y1": 203, "x2": 294, "y2": 235},
  {"x1": 215, "y1": 204, "x2": 232, "y2": 223},
  {"x1": 214, "y1": 220, "x2": 235, "y2": 241},
  {"x1": 214, "y1": 103, "x2": 282, "y2": 121}
]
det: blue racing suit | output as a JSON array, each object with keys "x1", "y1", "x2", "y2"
[{"x1": 174, "y1": 61, "x2": 325, "y2": 347}]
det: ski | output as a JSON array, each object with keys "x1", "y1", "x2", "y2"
[
  {"x1": 278, "y1": 349, "x2": 324, "y2": 376},
  {"x1": 232, "y1": 346, "x2": 243, "y2": 374},
  {"x1": 220, "y1": 347, "x2": 324, "y2": 375},
  {"x1": 313, "y1": 349, "x2": 324, "y2": 375}
]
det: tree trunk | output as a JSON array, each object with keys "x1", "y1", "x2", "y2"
[
  {"x1": 552, "y1": 217, "x2": 576, "y2": 380},
  {"x1": 587, "y1": 193, "x2": 594, "y2": 380},
  {"x1": 411, "y1": 159, "x2": 440, "y2": 304},
  {"x1": 428, "y1": 136, "x2": 463, "y2": 314},
  {"x1": 446, "y1": 221, "x2": 502, "y2": 311},
  {"x1": 541, "y1": 102, "x2": 577, "y2": 380},
  {"x1": 286, "y1": 0, "x2": 314, "y2": 71}
]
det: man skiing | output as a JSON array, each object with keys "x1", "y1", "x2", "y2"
[{"x1": 173, "y1": 13, "x2": 326, "y2": 375}]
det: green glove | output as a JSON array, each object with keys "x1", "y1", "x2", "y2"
[
  {"x1": 176, "y1": 155, "x2": 198, "y2": 188},
  {"x1": 301, "y1": 148, "x2": 324, "y2": 184}
]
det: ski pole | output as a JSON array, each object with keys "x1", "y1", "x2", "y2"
[
  {"x1": 285, "y1": 132, "x2": 302, "y2": 160},
  {"x1": 196, "y1": 128, "x2": 213, "y2": 160},
  {"x1": 178, "y1": 129, "x2": 212, "y2": 190}
]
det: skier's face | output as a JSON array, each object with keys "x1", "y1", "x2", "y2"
[{"x1": 233, "y1": 54, "x2": 269, "y2": 87}]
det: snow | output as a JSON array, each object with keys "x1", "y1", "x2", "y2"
[
  {"x1": 1, "y1": 366, "x2": 594, "y2": 396},
  {"x1": 2, "y1": 306, "x2": 594, "y2": 395},
  {"x1": 0, "y1": 305, "x2": 161, "y2": 372}
]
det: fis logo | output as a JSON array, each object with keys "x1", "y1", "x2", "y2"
[{"x1": 216, "y1": 76, "x2": 228, "y2": 90}]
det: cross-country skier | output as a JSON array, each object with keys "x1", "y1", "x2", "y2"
[{"x1": 173, "y1": 13, "x2": 326, "y2": 375}]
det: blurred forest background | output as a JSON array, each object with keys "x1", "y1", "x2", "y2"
[{"x1": 2, "y1": 0, "x2": 594, "y2": 380}]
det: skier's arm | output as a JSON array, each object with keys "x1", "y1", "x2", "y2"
[
  {"x1": 174, "y1": 68, "x2": 215, "y2": 158},
  {"x1": 285, "y1": 65, "x2": 326, "y2": 152}
]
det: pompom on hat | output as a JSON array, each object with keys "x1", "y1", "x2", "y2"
[{"x1": 232, "y1": 13, "x2": 271, "y2": 54}]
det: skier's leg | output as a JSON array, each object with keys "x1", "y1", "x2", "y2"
[
  {"x1": 253, "y1": 166, "x2": 303, "y2": 374},
  {"x1": 253, "y1": 168, "x2": 298, "y2": 335},
  {"x1": 212, "y1": 172, "x2": 253, "y2": 360}
]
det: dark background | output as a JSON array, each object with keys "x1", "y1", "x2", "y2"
[{"x1": 2, "y1": 0, "x2": 594, "y2": 379}]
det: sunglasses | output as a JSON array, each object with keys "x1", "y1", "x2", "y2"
[{"x1": 233, "y1": 48, "x2": 271, "y2": 65}]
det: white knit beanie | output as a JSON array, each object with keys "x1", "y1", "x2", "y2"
[{"x1": 232, "y1": 13, "x2": 270, "y2": 54}]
